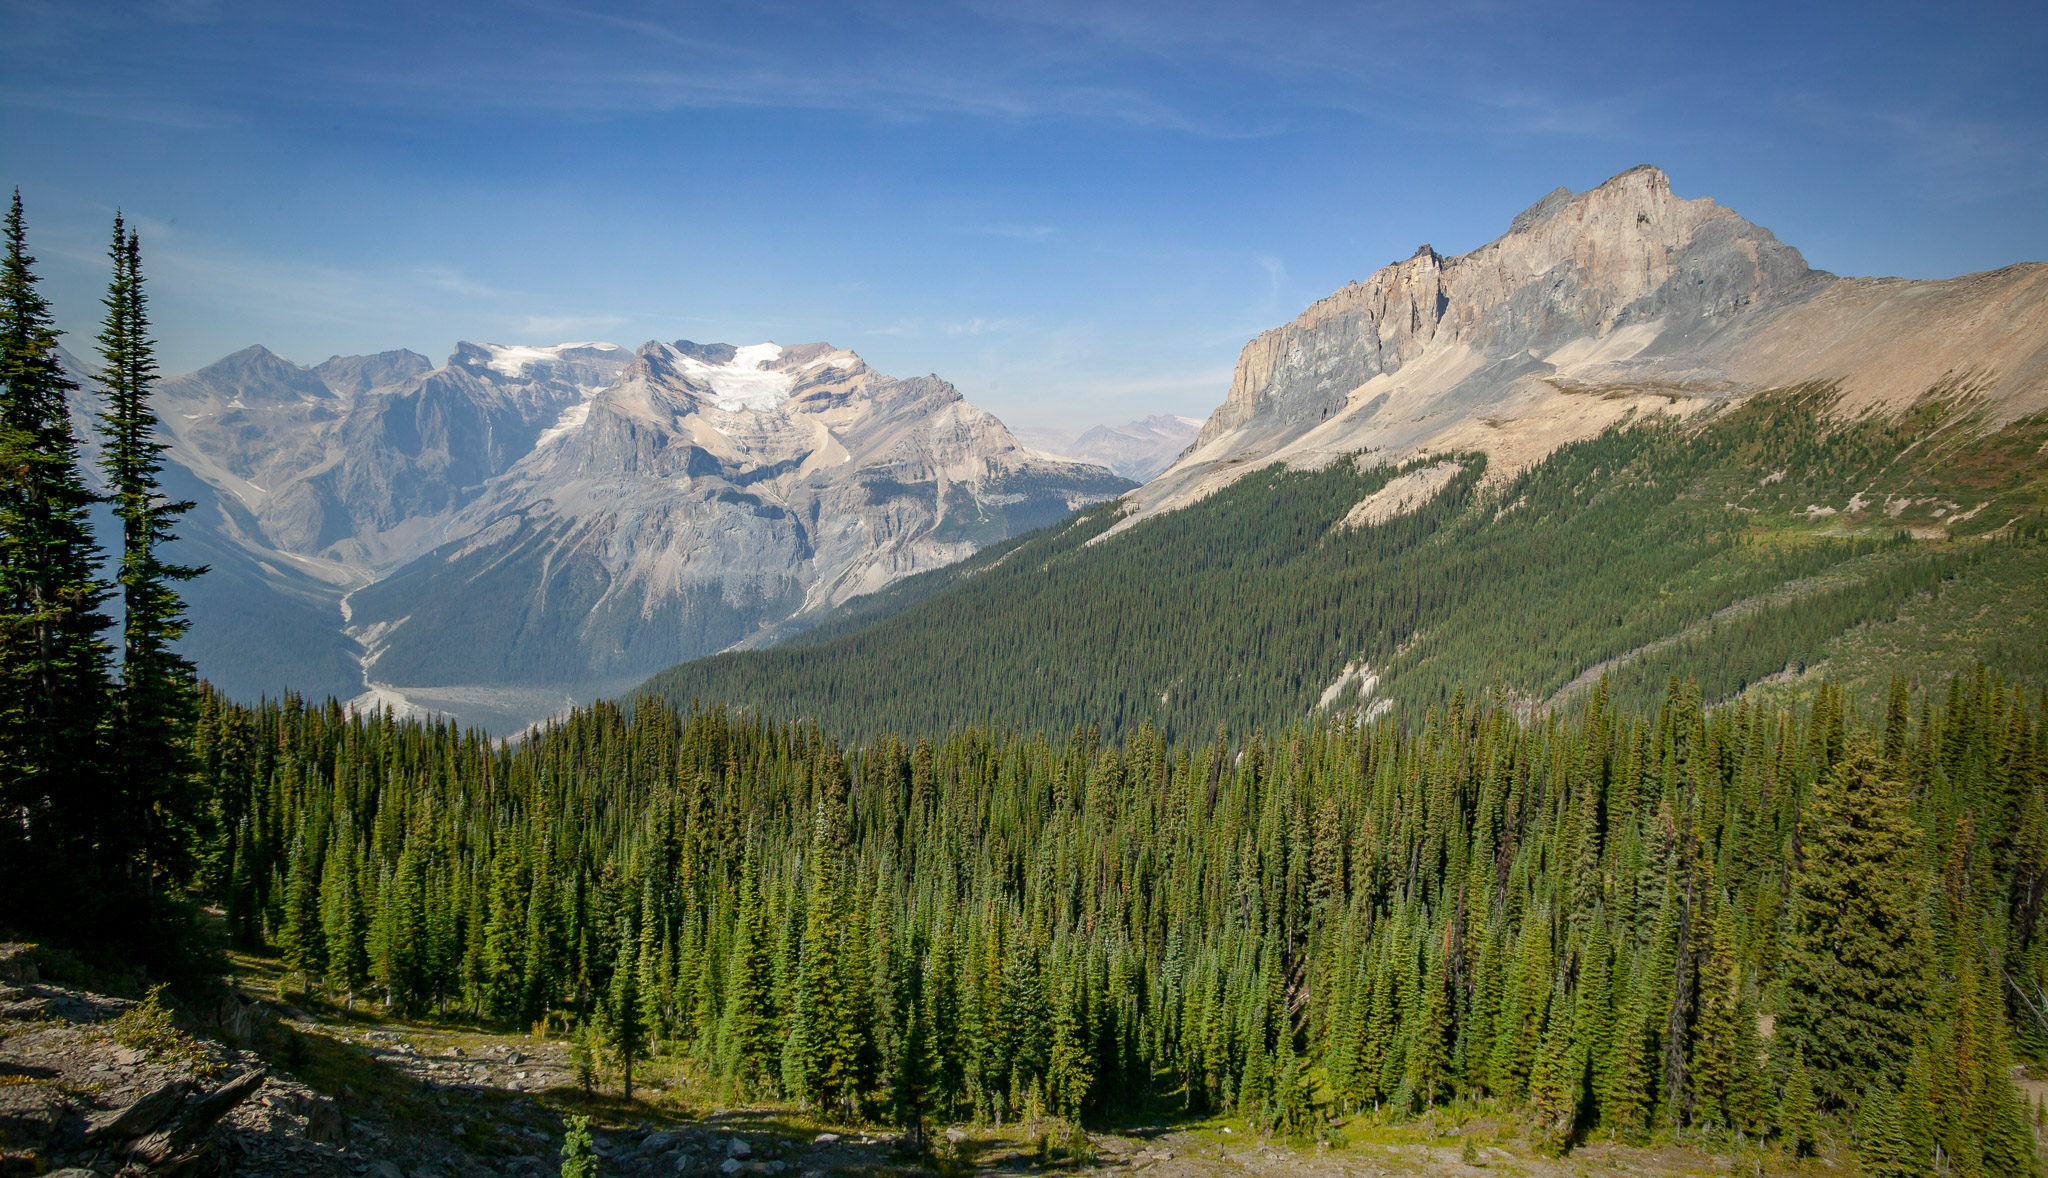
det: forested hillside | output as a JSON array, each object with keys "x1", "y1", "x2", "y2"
[
  {"x1": 641, "y1": 385, "x2": 2048, "y2": 740},
  {"x1": 204, "y1": 672, "x2": 2044, "y2": 1167}
]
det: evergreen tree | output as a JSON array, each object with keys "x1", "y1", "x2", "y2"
[
  {"x1": 319, "y1": 830, "x2": 369, "y2": 1008},
  {"x1": 721, "y1": 865, "x2": 778, "y2": 1093},
  {"x1": 0, "y1": 190, "x2": 112, "y2": 928},
  {"x1": 604, "y1": 917, "x2": 649, "y2": 1100},
  {"x1": 1778, "y1": 1050, "x2": 1819, "y2": 1158},
  {"x1": 94, "y1": 214, "x2": 201, "y2": 913},
  {"x1": 1274, "y1": 1046, "x2": 1313, "y2": 1139},
  {"x1": 1858, "y1": 1080, "x2": 1925, "y2": 1178},
  {"x1": 789, "y1": 785, "x2": 859, "y2": 1116},
  {"x1": 890, "y1": 949, "x2": 940, "y2": 1150},
  {"x1": 1781, "y1": 739, "x2": 1931, "y2": 1108},
  {"x1": 1691, "y1": 904, "x2": 1747, "y2": 1132},
  {"x1": 1527, "y1": 995, "x2": 1577, "y2": 1154},
  {"x1": 279, "y1": 816, "x2": 324, "y2": 990},
  {"x1": 1046, "y1": 971, "x2": 1095, "y2": 1121},
  {"x1": 1406, "y1": 946, "x2": 1452, "y2": 1108},
  {"x1": 1601, "y1": 973, "x2": 1656, "y2": 1140},
  {"x1": 482, "y1": 834, "x2": 527, "y2": 1022}
]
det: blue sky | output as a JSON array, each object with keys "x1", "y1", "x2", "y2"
[{"x1": 4, "y1": 0, "x2": 2044, "y2": 434}]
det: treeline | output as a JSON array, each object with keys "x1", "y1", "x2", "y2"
[
  {"x1": 645, "y1": 386, "x2": 2048, "y2": 741},
  {"x1": 0, "y1": 194, "x2": 203, "y2": 964},
  {"x1": 204, "y1": 672, "x2": 2045, "y2": 1169}
]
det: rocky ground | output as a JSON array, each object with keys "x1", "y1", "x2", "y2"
[{"x1": 3, "y1": 941, "x2": 1854, "y2": 1178}]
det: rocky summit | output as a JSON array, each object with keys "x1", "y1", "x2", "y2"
[
  {"x1": 1120, "y1": 164, "x2": 2048, "y2": 535},
  {"x1": 130, "y1": 339, "x2": 1128, "y2": 728}
]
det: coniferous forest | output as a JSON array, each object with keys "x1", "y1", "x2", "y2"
[
  {"x1": 5, "y1": 190, "x2": 2048, "y2": 1178},
  {"x1": 199, "y1": 672, "x2": 2046, "y2": 1168}
]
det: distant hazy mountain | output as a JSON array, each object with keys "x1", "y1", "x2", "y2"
[
  {"x1": 129, "y1": 339, "x2": 1129, "y2": 728},
  {"x1": 1021, "y1": 415, "x2": 1203, "y2": 482}
]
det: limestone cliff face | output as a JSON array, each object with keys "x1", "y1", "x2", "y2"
[
  {"x1": 1138, "y1": 166, "x2": 2048, "y2": 533},
  {"x1": 1197, "y1": 167, "x2": 1821, "y2": 449}
]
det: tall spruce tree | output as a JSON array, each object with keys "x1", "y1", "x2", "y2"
[
  {"x1": 95, "y1": 214, "x2": 202, "y2": 912},
  {"x1": 1780, "y1": 738, "x2": 1931, "y2": 1108},
  {"x1": 605, "y1": 915, "x2": 649, "y2": 1100},
  {"x1": 721, "y1": 865, "x2": 779, "y2": 1093},
  {"x1": 0, "y1": 190, "x2": 112, "y2": 927},
  {"x1": 789, "y1": 785, "x2": 859, "y2": 1116},
  {"x1": 1778, "y1": 1050, "x2": 1820, "y2": 1157}
]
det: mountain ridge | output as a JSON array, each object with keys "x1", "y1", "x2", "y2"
[{"x1": 122, "y1": 337, "x2": 1128, "y2": 727}]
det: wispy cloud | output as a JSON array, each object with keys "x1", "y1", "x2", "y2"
[
  {"x1": 943, "y1": 317, "x2": 1020, "y2": 337},
  {"x1": 413, "y1": 266, "x2": 520, "y2": 300}
]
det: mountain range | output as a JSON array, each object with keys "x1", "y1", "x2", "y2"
[
  {"x1": 98, "y1": 165, "x2": 2048, "y2": 736},
  {"x1": 643, "y1": 165, "x2": 2048, "y2": 736},
  {"x1": 103, "y1": 338, "x2": 1129, "y2": 729}
]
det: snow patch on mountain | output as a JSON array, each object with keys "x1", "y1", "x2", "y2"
[
  {"x1": 666, "y1": 341, "x2": 797, "y2": 412},
  {"x1": 536, "y1": 400, "x2": 594, "y2": 447},
  {"x1": 480, "y1": 341, "x2": 621, "y2": 378}
]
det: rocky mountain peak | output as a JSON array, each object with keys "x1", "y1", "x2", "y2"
[
  {"x1": 1127, "y1": 166, "x2": 2046, "y2": 539},
  {"x1": 631, "y1": 339, "x2": 876, "y2": 414},
  {"x1": 174, "y1": 344, "x2": 337, "y2": 404},
  {"x1": 1194, "y1": 165, "x2": 1817, "y2": 452},
  {"x1": 313, "y1": 348, "x2": 432, "y2": 397}
]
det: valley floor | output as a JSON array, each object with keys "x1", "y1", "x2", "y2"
[{"x1": 4, "y1": 940, "x2": 1892, "y2": 1178}]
